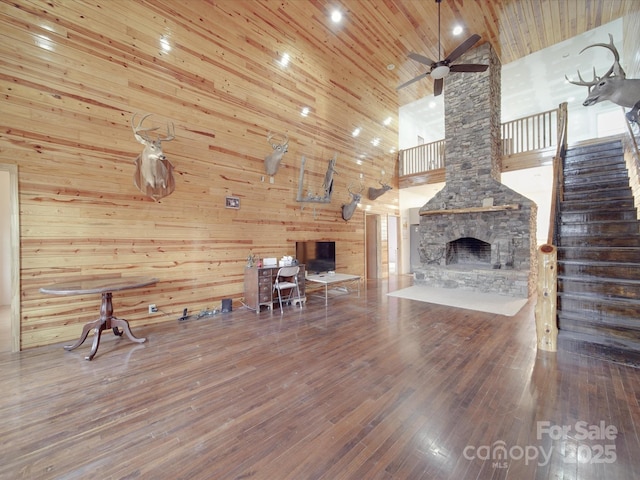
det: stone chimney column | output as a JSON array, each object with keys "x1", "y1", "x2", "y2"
[{"x1": 444, "y1": 42, "x2": 502, "y2": 192}]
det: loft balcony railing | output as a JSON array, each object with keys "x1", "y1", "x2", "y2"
[
  {"x1": 398, "y1": 139, "x2": 445, "y2": 177},
  {"x1": 398, "y1": 104, "x2": 565, "y2": 179}
]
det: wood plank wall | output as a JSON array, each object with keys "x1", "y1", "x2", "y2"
[{"x1": 0, "y1": 0, "x2": 400, "y2": 349}]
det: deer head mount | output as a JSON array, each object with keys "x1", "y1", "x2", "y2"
[
  {"x1": 565, "y1": 34, "x2": 640, "y2": 124},
  {"x1": 368, "y1": 175, "x2": 393, "y2": 201},
  {"x1": 264, "y1": 131, "x2": 289, "y2": 176},
  {"x1": 341, "y1": 182, "x2": 364, "y2": 221},
  {"x1": 131, "y1": 113, "x2": 176, "y2": 201}
]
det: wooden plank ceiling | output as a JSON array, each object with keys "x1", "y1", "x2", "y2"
[{"x1": 326, "y1": 0, "x2": 639, "y2": 106}]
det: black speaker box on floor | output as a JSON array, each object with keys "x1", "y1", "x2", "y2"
[{"x1": 221, "y1": 298, "x2": 232, "y2": 313}]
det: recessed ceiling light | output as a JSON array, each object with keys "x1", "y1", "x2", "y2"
[
  {"x1": 371, "y1": 137, "x2": 380, "y2": 147},
  {"x1": 301, "y1": 106, "x2": 310, "y2": 116},
  {"x1": 452, "y1": 25, "x2": 463, "y2": 36},
  {"x1": 383, "y1": 117, "x2": 392, "y2": 126},
  {"x1": 331, "y1": 10, "x2": 342, "y2": 23},
  {"x1": 387, "y1": 64, "x2": 395, "y2": 70},
  {"x1": 160, "y1": 35, "x2": 171, "y2": 53},
  {"x1": 35, "y1": 34, "x2": 54, "y2": 51},
  {"x1": 279, "y1": 53, "x2": 290, "y2": 67},
  {"x1": 352, "y1": 127, "x2": 361, "y2": 137}
]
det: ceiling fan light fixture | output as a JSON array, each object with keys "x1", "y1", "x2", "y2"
[{"x1": 431, "y1": 65, "x2": 450, "y2": 79}]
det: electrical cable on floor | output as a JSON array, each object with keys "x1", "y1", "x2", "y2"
[{"x1": 177, "y1": 305, "x2": 226, "y2": 321}]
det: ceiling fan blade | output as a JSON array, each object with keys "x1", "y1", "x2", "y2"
[
  {"x1": 397, "y1": 73, "x2": 429, "y2": 90},
  {"x1": 449, "y1": 64, "x2": 489, "y2": 73},
  {"x1": 408, "y1": 52, "x2": 436, "y2": 67},
  {"x1": 445, "y1": 34, "x2": 481, "y2": 63},
  {"x1": 433, "y1": 78, "x2": 444, "y2": 96}
]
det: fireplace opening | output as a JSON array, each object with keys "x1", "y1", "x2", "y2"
[{"x1": 446, "y1": 237, "x2": 491, "y2": 266}]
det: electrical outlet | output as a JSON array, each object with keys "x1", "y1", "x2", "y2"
[{"x1": 148, "y1": 304, "x2": 158, "y2": 314}]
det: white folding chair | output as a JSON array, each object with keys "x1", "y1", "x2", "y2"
[{"x1": 273, "y1": 266, "x2": 301, "y2": 313}]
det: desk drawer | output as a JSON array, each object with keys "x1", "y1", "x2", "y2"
[{"x1": 259, "y1": 283, "x2": 272, "y2": 301}]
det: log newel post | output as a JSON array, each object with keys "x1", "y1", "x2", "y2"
[{"x1": 535, "y1": 244, "x2": 558, "y2": 352}]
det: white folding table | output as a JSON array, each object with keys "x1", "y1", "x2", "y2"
[{"x1": 305, "y1": 273, "x2": 361, "y2": 305}]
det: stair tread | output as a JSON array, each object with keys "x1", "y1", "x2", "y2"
[
  {"x1": 558, "y1": 331, "x2": 640, "y2": 357},
  {"x1": 565, "y1": 156, "x2": 626, "y2": 164},
  {"x1": 558, "y1": 311, "x2": 640, "y2": 330},
  {"x1": 558, "y1": 274, "x2": 640, "y2": 284},
  {"x1": 558, "y1": 292, "x2": 640, "y2": 316},
  {"x1": 561, "y1": 208, "x2": 636, "y2": 214},
  {"x1": 558, "y1": 245, "x2": 640, "y2": 252},
  {"x1": 557, "y1": 335, "x2": 640, "y2": 367},
  {"x1": 557, "y1": 246, "x2": 640, "y2": 261},
  {"x1": 563, "y1": 187, "x2": 632, "y2": 195},
  {"x1": 561, "y1": 195, "x2": 633, "y2": 202},
  {"x1": 561, "y1": 219, "x2": 639, "y2": 224},
  {"x1": 559, "y1": 259, "x2": 640, "y2": 267},
  {"x1": 564, "y1": 173, "x2": 629, "y2": 181},
  {"x1": 565, "y1": 141, "x2": 623, "y2": 153},
  {"x1": 558, "y1": 292, "x2": 640, "y2": 308}
]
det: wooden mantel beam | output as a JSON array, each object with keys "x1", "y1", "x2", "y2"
[{"x1": 419, "y1": 204, "x2": 521, "y2": 216}]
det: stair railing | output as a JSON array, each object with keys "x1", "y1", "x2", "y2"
[
  {"x1": 536, "y1": 102, "x2": 567, "y2": 353},
  {"x1": 547, "y1": 102, "x2": 568, "y2": 246},
  {"x1": 501, "y1": 107, "x2": 560, "y2": 156},
  {"x1": 620, "y1": 108, "x2": 640, "y2": 218}
]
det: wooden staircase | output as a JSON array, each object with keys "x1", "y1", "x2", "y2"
[{"x1": 557, "y1": 139, "x2": 640, "y2": 366}]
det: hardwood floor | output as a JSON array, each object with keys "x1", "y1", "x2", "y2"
[{"x1": 1, "y1": 276, "x2": 639, "y2": 480}]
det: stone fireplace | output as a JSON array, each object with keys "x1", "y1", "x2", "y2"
[
  {"x1": 447, "y1": 237, "x2": 491, "y2": 266},
  {"x1": 414, "y1": 42, "x2": 537, "y2": 298}
]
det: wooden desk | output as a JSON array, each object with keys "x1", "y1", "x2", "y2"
[
  {"x1": 40, "y1": 276, "x2": 158, "y2": 360},
  {"x1": 305, "y1": 273, "x2": 361, "y2": 305},
  {"x1": 244, "y1": 265, "x2": 306, "y2": 312}
]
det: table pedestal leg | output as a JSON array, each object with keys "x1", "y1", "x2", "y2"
[
  {"x1": 64, "y1": 292, "x2": 146, "y2": 361},
  {"x1": 110, "y1": 317, "x2": 146, "y2": 344},
  {"x1": 64, "y1": 319, "x2": 102, "y2": 352}
]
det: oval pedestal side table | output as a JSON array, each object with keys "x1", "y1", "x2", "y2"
[{"x1": 40, "y1": 276, "x2": 159, "y2": 360}]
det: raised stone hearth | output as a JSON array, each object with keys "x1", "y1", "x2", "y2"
[{"x1": 414, "y1": 42, "x2": 537, "y2": 298}]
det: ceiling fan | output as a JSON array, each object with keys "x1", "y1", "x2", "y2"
[{"x1": 397, "y1": 0, "x2": 488, "y2": 96}]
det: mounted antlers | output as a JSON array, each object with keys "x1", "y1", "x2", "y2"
[
  {"x1": 565, "y1": 34, "x2": 640, "y2": 124},
  {"x1": 341, "y1": 182, "x2": 364, "y2": 221},
  {"x1": 264, "y1": 131, "x2": 289, "y2": 176},
  {"x1": 368, "y1": 173, "x2": 393, "y2": 201},
  {"x1": 131, "y1": 113, "x2": 175, "y2": 201}
]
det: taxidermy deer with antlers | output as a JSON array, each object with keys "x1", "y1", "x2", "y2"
[
  {"x1": 342, "y1": 183, "x2": 364, "y2": 221},
  {"x1": 131, "y1": 113, "x2": 175, "y2": 201},
  {"x1": 264, "y1": 132, "x2": 289, "y2": 176},
  {"x1": 368, "y1": 176, "x2": 393, "y2": 201},
  {"x1": 565, "y1": 34, "x2": 640, "y2": 124}
]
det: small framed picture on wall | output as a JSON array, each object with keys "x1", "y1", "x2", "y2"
[{"x1": 225, "y1": 196, "x2": 240, "y2": 209}]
